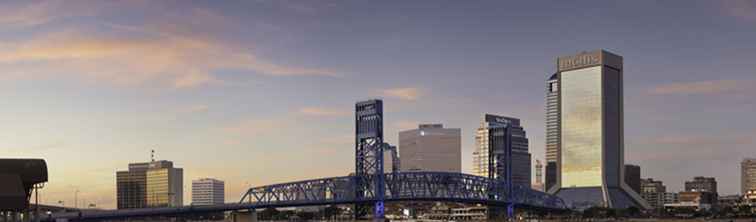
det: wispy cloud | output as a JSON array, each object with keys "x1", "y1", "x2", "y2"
[
  {"x1": 629, "y1": 132, "x2": 755, "y2": 162},
  {"x1": 0, "y1": 28, "x2": 336, "y2": 88},
  {"x1": 392, "y1": 120, "x2": 419, "y2": 131},
  {"x1": 648, "y1": 79, "x2": 753, "y2": 95},
  {"x1": 0, "y1": 2, "x2": 337, "y2": 89},
  {"x1": 298, "y1": 107, "x2": 349, "y2": 117},
  {"x1": 223, "y1": 119, "x2": 288, "y2": 136},
  {"x1": 380, "y1": 87, "x2": 423, "y2": 101},
  {"x1": 722, "y1": 0, "x2": 756, "y2": 22},
  {"x1": 178, "y1": 105, "x2": 209, "y2": 114}
]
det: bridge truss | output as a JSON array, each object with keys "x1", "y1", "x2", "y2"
[{"x1": 239, "y1": 171, "x2": 566, "y2": 210}]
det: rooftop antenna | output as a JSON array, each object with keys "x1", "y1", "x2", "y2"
[{"x1": 151, "y1": 149, "x2": 155, "y2": 162}]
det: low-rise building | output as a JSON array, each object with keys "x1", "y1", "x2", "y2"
[
  {"x1": 664, "y1": 191, "x2": 716, "y2": 212},
  {"x1": 450, "y1": 206, "x2": 487, "y2": 221},
  {"x1": 641, "y1": 178, "x2": 666, "y2": 209}
]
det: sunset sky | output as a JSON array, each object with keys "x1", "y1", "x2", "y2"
[{"x1": 1, "y1": 0, "x2": 755, "y2": 208}]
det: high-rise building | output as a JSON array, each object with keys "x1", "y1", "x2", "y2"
[
  {"x1": 117, "y1": 160, "x2": 183, "y2": 209},
  {"x1": 116, "y1": 163, "x2": 149, "y2": 209},
  {"x1": 533, "y1": 160, "x2": 544, "y2": 191},
  {"x1": 625, "y1": 164, "x2": 641, "y2": 194},
  {"x1": 383, "y1": 143, "x2": 400, "y2": 173},
  {"x1": 742, "y1": 158, "x2": 756, "y2": 195},
  {"x1": 549, "y1": 50, "x2": 649, "y2": 209},
  {"x1": 192, "y1": 178, "x2": 225, "y2": 205},
  {"x1": 640, "y1": 178, "x2": 666, "y2": 209},
  {"x1": 545, "y1": 73, "x2": 560, "y2": 192},
  {"x1": 399, "y1": 124, "x2": 461, "y2": 172},
  {"x1": 473, "y1": 114, "x2": 531, "y2": 187},
  {"x1": 685, "y1": 176, "x2": 717, "y2": 194}
]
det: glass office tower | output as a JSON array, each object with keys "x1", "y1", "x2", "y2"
[
  {"x1": 473, "y1": 114, "x2": 531, "y2": 187},
  {"x1": 552, "y1": 50, "x2": 649, "y2": 209}
]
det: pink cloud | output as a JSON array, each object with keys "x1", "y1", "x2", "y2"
[
  {"x1": 723, "y1": 0, "x2": 756, "y2": 22},
  {"x1": 298, "y1": 107, "x2": 349, "y2": 117},
  {"x1": 648, "y1": 79, "x2": 753, "y2": 95},
  {"x1": 0, "y1": 3, "x2": 337, "y2": 89},
  {"x1": 380, "y1": 87, "x2": 423, "y2": 101}
]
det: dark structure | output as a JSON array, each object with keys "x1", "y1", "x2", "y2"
[
  {"x1": 624, "y1": 164, "x2": 641, "y2": 194},
  {"x1": 354, "y1": 99, "x2": 385, "y2": 219},
  {"x1": 685, "y1": 176, "x2": 717, "y2": 194},
  {"x1": 0, "y1": 159, "x2": 48, "y2": 211},
  {"x1": 483, "y1": 115, "x2": 531, "y2": 187},
  {"x1": 545, "y1": 162, "x2": 557, "y2": 193}
]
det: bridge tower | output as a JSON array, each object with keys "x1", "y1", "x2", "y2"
[{"x1": 354, "y1": 100, "x2": 385, "y2": 220}]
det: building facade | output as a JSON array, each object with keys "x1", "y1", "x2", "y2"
[
  {"x1": 533, "y1": 159, "x2": 544, "y2": 191},
  {"x1": 472, "y1": 114, "x2": 531, "y2": 187},
  {"x1": 742, "y1": 158, "x2": 756, "y2": 195},
  {"x1": 117, "y1": 160, "x2": 183, "y2": 209},
  {"x1": 399, "y1": 124, "x2": 461, "y2": 172},
  {"x1": 549, "y1": 50, "x2": 649, "y2": 209},
  {"x1": 192, "y1": 178, "x2": 225, "y2": 205},
  {"x1": 625, "y1": 164, "x2": 641, "y2": 194},
  {"x1": 665, "y1": 191, "x2": 716, "y2": 211},
  {"x1": 545, "y1": 73, "x2": 560, "y2": 192},
  {"x1": 116, "y1": 163, "x2": 149, "y2": 209},
  {"x1": 640, "y1": 178, "x2": 666, "y2": 209},
  {"x1": 384, "y1": 143, "x2": 400, "y2": 173},
  {"x1": 685, "y1": 176, "x2": 717, "y2": 194}
]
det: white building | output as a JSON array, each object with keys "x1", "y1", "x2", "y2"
[
  {"x1": 399, "y1": 124, "x2": 461, "y2": 172},
  {"x1": 192, "y1": 178, "x2": 225, "y2": 205}
]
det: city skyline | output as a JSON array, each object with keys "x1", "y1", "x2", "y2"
[{"x1": 1, "y1": 1, "x2": 756, "y2": 209}]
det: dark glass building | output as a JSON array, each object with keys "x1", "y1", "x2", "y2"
[
  {"x1": 549, "y1": 50, "x2": 649, "y2": 209},
  {"x1": 625, "y1": 164, "x2": 641, "y2": 194},
  {"x1": 473, "y1": 114, "x2": 531, "y2": 187}
]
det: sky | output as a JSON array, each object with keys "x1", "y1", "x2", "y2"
[{"x1": 1, "y1": 0, "x2": 755, "y2": 209}]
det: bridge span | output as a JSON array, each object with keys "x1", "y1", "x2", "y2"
[{"x1": 45, "y1": 171, "x2": 564, "y2": 221}]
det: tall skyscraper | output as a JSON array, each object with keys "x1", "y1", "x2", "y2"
[
  {"x1": 625, "y1": 164, "x2": 641, "y2": 194},
  {"x1": 534, "y1": 159, "x2": 544, "y2": 191},
  {"x1": 684, "y1": 176, "x2": 717, "y2": 194},
  {"x1": 742, "y1": 158, "x2": 756, "y2": 195},
  {"x1": 117, "y1": 160, "x2": 183, "y2": 209},
  {"x1": 550, "y1": 50, "x2": 649, "y2": 209},
  {"x1": 545, "y1": 73, "x2": 560, "y2": 192},
  {"x1": 473, "y1": 114, "x2": 531, "y2": 187},
  {"x1": 399, "y1": 124, "x2": 461, "y2": 172},
  {"x1": 192, "y1": 178, "x2": 225, "y2": 205}
]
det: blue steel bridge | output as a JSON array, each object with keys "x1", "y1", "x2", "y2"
[{"x1": 45, "y1": 100, "x2": 565, "y2": 221}]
